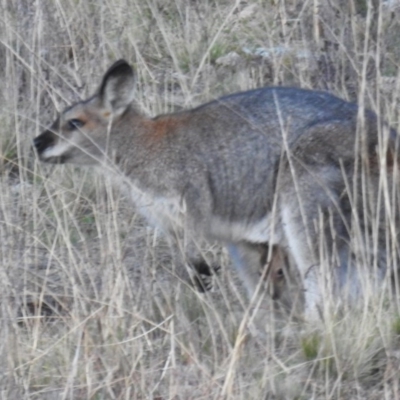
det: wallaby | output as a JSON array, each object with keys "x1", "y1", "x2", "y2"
[
  {"x1": 34, "y1": 60, "x2": 400, "y2": 321},
  {"x1": 259, "y1": 243, "x2": 291, "y2": 301},
  {"x1": 259, "y1": 243, "x2": 304, "y2": 315}
]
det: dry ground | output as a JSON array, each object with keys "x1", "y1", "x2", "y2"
[{"x1": 1, "y1": 0, "x2": 400, "y2": 399}]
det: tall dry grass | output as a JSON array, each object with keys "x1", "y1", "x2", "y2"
[{"x1": 1, "y1": 0, "x2": 400, "y2": 398}]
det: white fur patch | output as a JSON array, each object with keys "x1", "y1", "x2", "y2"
[
  {"x1": 280, "y1": 205, "x2": 308, "y2": 271},
  {"x1": 132, "y1": 189, "x2": 186, "y2": 232},
  {"x1": 107, "y1": 171, "x2": 186, "y2": 233},
  {"x1": 42, "y1": 141, "x2": 71, "y2": 159}
]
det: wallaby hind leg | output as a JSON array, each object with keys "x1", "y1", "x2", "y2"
[
  {"x1": 280, "y1": 168, "x2": 352, "y2": 321},
  {"x1": 280, "y1": 210, "x2": 322, "y2": 320}
]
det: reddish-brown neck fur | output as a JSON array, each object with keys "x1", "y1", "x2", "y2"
[{"x1": 140, "y1": 115, "x2": 188, "y2": 142}]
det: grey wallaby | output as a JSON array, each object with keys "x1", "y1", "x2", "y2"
[
  {"x1": 259, "y1": 243, "x2": 304, "y2": 314},
  {"x1": 259, "y1": 243, "x2": 291, "y2": 301},
  {"x1": 34, "y1": 60, "x2": 400, "y2": 320}
]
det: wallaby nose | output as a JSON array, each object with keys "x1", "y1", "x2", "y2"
[
  {"x1": 33, "y1": 131, "x2": 54, "y2": 154},
  {"x1": 33, "y1": 136, "x2": 43, "y2": 151}
]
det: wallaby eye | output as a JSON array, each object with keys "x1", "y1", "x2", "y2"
[
  {"x1": 67, "y1": 119, "x2": 84, "y2": 130},
  {"x1": 276, "y1": 269, "x2": 284, "y2": 278}
]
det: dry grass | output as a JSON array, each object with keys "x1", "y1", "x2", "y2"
[{"x1": 1, "y1": 0, "x2": 400, "y2": 398}]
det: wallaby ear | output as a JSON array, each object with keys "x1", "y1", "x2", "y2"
[{"x1": 99, "y1": 60, "x2": 136, "y2": 116}]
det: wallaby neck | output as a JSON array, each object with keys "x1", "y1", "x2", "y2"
[{"x1": 108, "y1": 107, "x2": 188, "y2": 195}]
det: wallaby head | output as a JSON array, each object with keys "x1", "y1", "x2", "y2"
[
  {"x1": 34, "y1": 60, "x2": 136, "y2": 165},
  {"x1": 259, "y1": 244, "x2": 290, "y2": 300}
]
